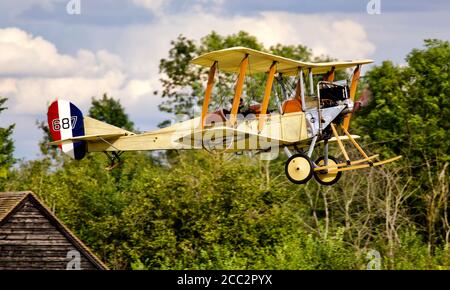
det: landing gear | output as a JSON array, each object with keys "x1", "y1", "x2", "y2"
[
  {"x1": 104, "y1": 151, "x2": 124, "y2": 170},
  {"x1": 283, "y1": 122, "x2": 402, "y2": 185},
  {"x1": 314, "y1": 156, "x2": 342, "y2": 186},
  {"x1": 285, "y1": 152, "x2": 313, "y2": 184}
]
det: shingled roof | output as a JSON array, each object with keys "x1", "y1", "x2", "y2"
[
  {"x1": 0, "y1": 191, "x2": 108, "y2": 270},
  {"x1": 0, "y1": 192, "x2": 29, "y2": 221}
]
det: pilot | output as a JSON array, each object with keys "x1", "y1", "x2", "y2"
[
  {"x1": 238, "y1": 98, "x2": 255, "y2": 117},
  {"x1": 223, "y1": 99, "x2": 261, "y2": 119},
  {"x1": 238, "y1": 98, "x2": 245, "y2": 114}
]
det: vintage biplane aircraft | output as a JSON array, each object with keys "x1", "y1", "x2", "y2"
[{"x1": 47, "y1": 47, "x2": 401, "y2": 185}]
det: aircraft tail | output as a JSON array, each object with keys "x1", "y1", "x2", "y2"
[
  {"x1": 47, "y1": 100, "x2": 135, "y2": 159},
  {"x1": 47, "y1": 99, "x2": 87, "y2": 160}
]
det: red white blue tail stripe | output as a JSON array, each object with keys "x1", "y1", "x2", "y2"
[{"x1": 47, "y1": 100, "x2": 87, "y2": 160}]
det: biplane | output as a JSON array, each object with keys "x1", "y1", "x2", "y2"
[{"x1": 47, "y1": 46, "x2": 401, "y2": 185}]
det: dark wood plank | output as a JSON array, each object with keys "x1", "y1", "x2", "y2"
[{"x1": 0, "y1": 195, "x2": 106, "y2": 270}]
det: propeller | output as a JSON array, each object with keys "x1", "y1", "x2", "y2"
[
  {"x1": 353, "y1": 84, "x2": 373, "y2": 112},
  {"x1": 343, "y1": 83, "x2": 373, "y2": 131}
]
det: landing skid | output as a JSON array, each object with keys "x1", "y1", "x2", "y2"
[
  {"x1": 314, "y1": 156, "x2": 402, "y2": 173},
  {"x1": 313, "y1": 123, "x2": 402, "y2": 175}
]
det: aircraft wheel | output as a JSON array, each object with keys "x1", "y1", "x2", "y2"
[
  {"x1": 314, "y1": 156, "x2": 342, "y2": 186},
  {"x1": 285, "y1": 152, "x2": 313, "y2": 184}
]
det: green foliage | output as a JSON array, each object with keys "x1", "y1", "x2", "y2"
[
  {"x1": 405, "y1": 39, "x2": 450, "y2": 163},
  {"x1": 263, "y1": 229, "x2": 361, "y2": 270},
  {"x1": 353, "y1": 39, "x2": 450, "y2": 251},
  {"x1": 354, "y1": 61, "x2": 408, "y2": 158},
  {"x1": 199, "y1": 31, "x2": 264, "y2": 53},
  {"x1": 355, "y1": 39, "x2": 450, "y2": 164},
  {"x1": 8, "y1": 147, "x2": 447, "y2": 270},
  {"x1": 0, "y1": 97, "x2": 15, "y2": 184},
  {"x1": 158, "y1": 35, "x2": 199, "y2": 117},
  {"x1": 269, "y1": 44, "x2": 311, "y2": 61},
  {"x1": 379, "y1": 229, "x2": 450, "y2": 270},
  {"x1": 5, "y1": 151, "x2": 363, "y2": 269},
  {"x1": 36, "y1": 119, "x2": 57, "y2": 157},
  {"x1": 89, "y1": 93, "x2": 135, "y2": 131}
]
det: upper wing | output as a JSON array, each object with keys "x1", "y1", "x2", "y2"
[{"x1": 190, "y1": 46, "x2": 373, "y2": 75}]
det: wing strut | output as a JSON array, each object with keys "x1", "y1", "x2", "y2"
[
  {"x1": 258, "y1": 61, "x2": 277, "y2": 131},
  {"x1": 229, "y1": 55, "x2": 249, "y2": 126},
  {"x1": 342, "y1": 65, "x2": 361, "y2": 130},
  {"x1": 201, "y1": 61, "x2": 217, "y2": 129}
]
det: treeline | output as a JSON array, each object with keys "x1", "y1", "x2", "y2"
[{"x1": 0, "y1": 33, "x2": 448, "y2": 269}]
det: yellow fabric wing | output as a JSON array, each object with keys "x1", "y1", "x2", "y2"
[{"x1": 190, "y1": 46, "x2": 373, "y2": 75}]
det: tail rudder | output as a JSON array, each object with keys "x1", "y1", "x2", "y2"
[{"x1": 47, "y1": 100, "x2": 87, "y2": 160}]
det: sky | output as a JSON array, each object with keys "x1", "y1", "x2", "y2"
[{"x1": 0, "y1": 0, "x2": 449, "y2": 161}]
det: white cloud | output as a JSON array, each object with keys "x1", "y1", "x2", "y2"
[
  {"x1": 132, "y1": 0, "x2": 167, "y2": 15},
  {"x1": 117, "y1": 10, "x2": 375, "y2": 84},
  {"x1": 0, "y1": 28, "x2": 123, "y2": 77},
  {"x1": 214, "y1": 11, "x2": 376, "y2": 59},
  {"x1": 0, "y1": 27, "x2": 158, "y2": 116},
  {"x1": 3, "y1": 71, "x2": 124, "y2": 113}
]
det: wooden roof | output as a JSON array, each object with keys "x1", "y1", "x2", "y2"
[
  {"x1": 0, "y1": 191, "x2": 108, "y2": 270},
  {"x1": 0, "y1": 192, "x2": 26, "y2": 222},
  {"x1": 190, "y1": 46, "x2": 373, "y2": 75}
]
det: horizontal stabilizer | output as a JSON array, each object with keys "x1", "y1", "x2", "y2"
[
  {"x1": 83, "y1": 116, "x2": 134, "y2": 136},
  {"x1": 48, "y1": 133, "x2": 127, "y2": 146}
]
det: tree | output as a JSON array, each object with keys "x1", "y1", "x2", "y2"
[
  {"x1": 269, "y1": 43, "x2": 311, "y2": 61},
  {"x1": 405, "y1": 39, "x2": 450, "y2": 164},
  {"x1": 89, "y1": 93, "x2": 135, "y2": 131},
  {"x1": 0, "y1": 97, "x2": 15, "y2": 182},
  {"x1": 354, "y1": 39, "x2": 450, "y2": 250},
  {"x1": 355, "y1": 39, "x2": 449, "y2": 164},
  {"x1": 158, "y1": 35, "x2": 199, "y2": 118},
  {"x1": 37, "y1": 118, "x2": 56, "y2": 157}
]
